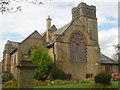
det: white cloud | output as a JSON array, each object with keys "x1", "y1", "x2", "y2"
[
  {"x1": 0, "y1": 39, "x2": 7, "y2": 61},
  {"x1": 99, "y1": 28, "x2": 118, "y2": 59}
]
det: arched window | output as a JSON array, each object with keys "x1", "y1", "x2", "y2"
[
  {"x1": 70, "y1": 31, "x2": 87, "y2": 61},
  {"x1": 28, "y1": 46, "x2": 37, "y2": 56}
]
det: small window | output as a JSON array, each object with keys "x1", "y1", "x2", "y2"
[
  {"x1": 86, "y1": 74, "x2": 93, "y2": 78},
  {"x1": 66, "y1": 73, "x2": 72, "y2": 80},
  {"x1": 105, "y1": 65, "x2": 111, "y2": 72}
]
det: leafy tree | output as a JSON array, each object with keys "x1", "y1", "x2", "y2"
[
  {"x1": 29, "y1": 44, "x2": 53, "y2": 81},
  {"x1": 0, "y1": 0, "x2": 43, "y2": 14},
  {"x1": 112, "y1": 44, "x2": 120, "y2": 60}
]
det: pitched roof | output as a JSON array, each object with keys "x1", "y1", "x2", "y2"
[
  {"x1": 41, "y1": 25, "x2": 57, "y2": 37},
  {"x1": 19, "y1": 30, "x2": 46, "y2": 45},
  {"x1": 10, "y1": 30, "x2": 47, "y2": 55},
  {"x1": 41, "y1": 31, "x2": 46, "y2": 37},
  {"x1": 100, "y1": 53, "x2": 118, "y2": 65},
  {"x1": 7, "y1": 40, "x2": 20, "y2": 44},
  {"x1": 53, "y1": 23, "x2": 71, "y2": 35},
  {"x1": 5, "y1": 40, "x2": 19, "y2": 53}
]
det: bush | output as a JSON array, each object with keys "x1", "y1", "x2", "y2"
[
  {"x1": 44, "y1": 80, "x2": 52, "y2": 86},
  {"x1": 34, "y1": 79, "x2": 43, "y2": 86},
  {"x1": 53, "y1": 70, "x2": 66, "y2": 80},
  {"x1": 3, "y1": 79, "x2": 17, "y2": 88},
  {"x1": 2, "y1": 71, "x2": 14, "y2": 82},
  {"x1": 95, "y1": 72, "x2": 112, "y2": 85},
  {"x1": 80, "y1": 78, "x2": 89, "y2": 83},
  {"x1": 80, "y1": 78, "x2": 94, "y2": 83},
  {"x1": 54, "y1": 80, "x2": 63, "y2": 85},
  {"x1": 111, "y1": 73, "x2": 120, "y2": 81}
]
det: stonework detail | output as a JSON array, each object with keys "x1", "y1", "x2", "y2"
[{"x1": 16, "y1": 61, "x2": 35, "y2": 88}]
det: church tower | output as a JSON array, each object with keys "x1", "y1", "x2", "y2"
[
  {"x1": 72, "y1": 2, "x2": 99, "y2": 45},
  {"x1": 71, "y1": 2, "x2": 100, "y2": 76}
]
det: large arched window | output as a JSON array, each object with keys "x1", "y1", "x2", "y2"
[{"x1": 70, "y1": 31, "x2": 87, "y2": 61}]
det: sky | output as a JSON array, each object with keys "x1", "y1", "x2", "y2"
[{"x1": 0, "y1": 0, "x2": 119, "y2": 61}]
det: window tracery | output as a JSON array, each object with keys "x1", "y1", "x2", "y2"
[{"x1": 70, "y1": 32, "x2": 87, "y2": 61}]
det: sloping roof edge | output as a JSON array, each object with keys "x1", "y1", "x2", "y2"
[{"x1": 100, "y1": 53, "x2": 118, "y2": 64}]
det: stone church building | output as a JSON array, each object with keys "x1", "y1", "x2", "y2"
[{"x1": 2, "y1": 2, "x2": 119, "y2": 80}]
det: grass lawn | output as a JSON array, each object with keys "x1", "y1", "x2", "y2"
[
  {"x1": 34, "y1": 81, "x2": 119, "y2": 88},
  {"x1": 112, "y1": 81, "x2": 119, "y2": 88}
]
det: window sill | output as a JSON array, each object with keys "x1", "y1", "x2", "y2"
[{"x1": 70, "y1": 60, "x2": 87, "y2": 63}]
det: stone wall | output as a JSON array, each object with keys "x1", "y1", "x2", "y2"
[
  {"x1": 10, "y1": 51, "x2": 18, "y2": 80},
  {"x1": 101, "y1": 64, "x2": 119, "y2": 73},
  {"x1": 48, "y1": 18, "x2": 100, "y2": 80},
  {"x1": 17, "y1": 61, "x2": 35, "y2": 88}
]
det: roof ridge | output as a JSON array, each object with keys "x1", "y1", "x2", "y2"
[
  {"x1": 7, "y1": 40, "x2": 20, "y2": 43},
  {"x1": 19, "y1": 30, "x2": 41, "y2": 45}
]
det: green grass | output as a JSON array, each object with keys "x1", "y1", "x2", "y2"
[
  {"x1": 35, "y1": 83, "x2": 91, "y2": 88},
  {"x1": 34, "y1": 81, "x2": 119, "y2": 88},
  {"x1": 112, "y1": 81, "x2": 119, "y2": 88}
]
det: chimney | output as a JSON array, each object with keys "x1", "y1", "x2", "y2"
[{"x1": 46, "y1": 16, "x2": 51, "y2": 43}]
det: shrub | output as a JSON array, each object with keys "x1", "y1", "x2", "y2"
[
  {"x1": 80, "y1": 78, "x2": 94, "y2": 83},
  {"x1": 34, "y1": 79, "x2": 43, "y2": 86},
  {"x1": 53, "y1": 70, "x2": 66, "y2": 80},
  {"x1": 72, "y1": 81, "x2": 78, "y2": 84},
  {"x1": 2, "y1": 71, "x2": 14, "y2": 82},
  {"x1": 3, "y1": 79, "x2": 17, "y2": 88},
  {"x1": 111, "y1": 73, "x2": 120, "y2": 81},
  {"x1": 54, "y1": 80, "x2": 63, "y2": 85},
  {"x1": 44, "y1": 80, "x2": 52, "y2": 86},
  {"x1": 63, "y1": 80, "x2": 74, "y2": 84},
  {"x1": 80, "y1": 78, "x2": 90, "y2": 83},
  {"x1": 95, "y1": 72, "x2": 112, "y2": 85}
]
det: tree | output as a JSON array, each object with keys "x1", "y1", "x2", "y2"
[
  {"x1": 29, "y1": 44, "x2": 53, "y2": 81},
  {"x1": 112, "y1": 44, "x2": 120, "y2": 61},
  {"x1": 0, "y1": 0, "x2": 43, "y2": 14},
  {"x1": 115, "y1": 44, "x2": 120, "y2": 61}
]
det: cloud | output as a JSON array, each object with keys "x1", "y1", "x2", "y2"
[
  {"x1": 99, "y1": 28, "x2": 118, "y2": 59},
  {"x1": 0, "y1": 39, "x2": 7, "y2": 61}
]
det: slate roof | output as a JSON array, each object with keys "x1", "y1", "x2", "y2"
[
  {"x1": 7, "y1": 40, "x2": 20, "y2": 48},
  {"x1": 53, "y1": 23, "x2": 71, "y2": 35},
  {"x1": 4, "y1": 40, "x2": 20, "y2": 54},
  {"x1": 10, "y1": 30, "x2": 47, "y2": 55},
  {"x1": 100, "y1": 53, "x2": 119, "y2": 65}
]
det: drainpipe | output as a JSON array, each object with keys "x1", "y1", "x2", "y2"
[
  {"x1": 53, "y1": 43, "x2": 56, "y2": 79},
  {"x1": 47, "y1": 43, "x2": 56, "y2": 80}
]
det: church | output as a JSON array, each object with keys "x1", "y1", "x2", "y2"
[{"x1": 2, "y1": 2, "x2": 119, "y2": 80}]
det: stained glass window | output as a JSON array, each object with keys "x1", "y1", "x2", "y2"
[{"x1": 70, "y1": 32, "x2": 86, "y2": 61}]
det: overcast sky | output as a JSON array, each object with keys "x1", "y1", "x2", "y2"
[{"x1": 0, "y1": 0, "x2": 118, "y2": 61}]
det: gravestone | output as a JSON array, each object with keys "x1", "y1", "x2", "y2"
[{"x1": 16, "y1": 61, "x2": 35, "y2": 88}]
